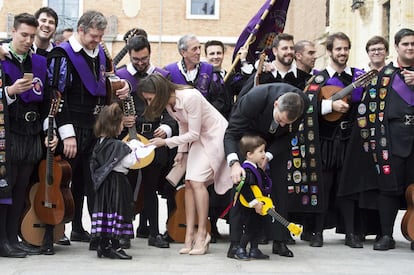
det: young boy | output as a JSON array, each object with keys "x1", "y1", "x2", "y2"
[{"x1": 235, "y1": 135, "x2": 272, "y2": 260}]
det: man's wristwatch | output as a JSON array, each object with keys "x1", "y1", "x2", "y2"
[{"x1": 229, "y1": 159, "x2": 239, "y2": 167}]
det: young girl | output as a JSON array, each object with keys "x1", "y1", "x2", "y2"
[{"x1": 90, "y1": 103, "x2": 138, "y2": 260}]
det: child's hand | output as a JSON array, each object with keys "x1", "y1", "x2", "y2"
[{"x1": 254, "y1": 202, "x2": 263, "y2": 215}]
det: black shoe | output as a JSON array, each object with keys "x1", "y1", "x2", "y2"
[
  {"x1": 249, "y1": 248, "x2": 269, "y2": 259},
  {"x1": 161, "y1": 231, "x2": 175, "y2": 243},
  {"x1": 108, "y1": 248, "x2": 132, "y2": 260},
  {"x1": 70, "y1": 230, "x2": 91, "y2": 242},
  {"x1": 0, "y1": 242, "x2": 27, "y2": 258},
  {"x1": 272, "y1": 241, "x2": 294, "y2": 257},
  {"x1": 89, "y1": 237, "x2": 99, "y2": 251},
  {"x1": 40, "y1": 244, "x2": 55, "y2": 255},
  {"x1": 310, "y1": 232, "x2": 323, "y2": 247},
  {"x1": 136, "y1": 227, "x2": 150, "y2": 238},
  {"x1": 120, "y1": 237, "x2": 131, "y2": 249},
  {"x1": 345, "y1": 233, "x2": 363, "y2": 248},
  {"x1": 373, "y1": 235, "x2": 395, "y2": 251},
  {"x1": 234, "y1": 247, "x2": 250, "y2": 260},
  {"x1": 148, "y1": 234, "x2": 170, "y2": 248},
  {"x1": 13, "y1": 241, "x2": 42, "y2": 255},
  {"x1": 56, "y1": 234, "x2": 71, "y2": 246},
  {"x1": 300, "y1": 231, "x2": 313, "y2": 242},
  {"x1": 96, "y1": 246, "x2": 111, "y2": 258},
  {"x1": 227, "y1": 243, "x2": 238, "y2": 259},
  {"x1": 411, "y1": 242, "x2": 414, "y2": 251}
]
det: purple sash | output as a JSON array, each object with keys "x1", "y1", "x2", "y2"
[
  {"x1": 1, "y1": 55, "x2": 46, "y2": 103},
  {"x1": 59, "y1": 42, "x2": 107, "y2": 96},
  {"x1": 392, "y1": 73, "x2": 414, "y2": 105},
  {"x1": 242, "y1": 162, "x2": 272, "y2": 195},
  {"x1": 164, "y1": 62, "x2": 213, "y2": 96}
]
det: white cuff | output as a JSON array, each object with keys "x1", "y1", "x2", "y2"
[
  {"x1": 241, "y1": 64, "x2": 254, "y2": 75},
  {"x1": 58, "y1": 124, "x2": 76, "y2": 140},
  {"x1": 227, "y1": 153, "x2": 239, "y2": 166},
  {"x1": 321, "y1": 99, "x2": 332, "y2": 115},
  {"x1": 158, "y1": 124, "x2": 172, "y2": 138},
  {"x1": 249, "y1": 199, "x2": 259, "y2": 207},
  {"x1": 5, "y1": 86, "x2": 17, "y2": 105},
  {"x1": 265, "y1": 152, "x2": 273, "y2": 162}
]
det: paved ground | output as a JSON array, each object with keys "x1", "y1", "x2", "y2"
[{"x1": 2, "y1": 198, "x2": 414, "y2": 275}]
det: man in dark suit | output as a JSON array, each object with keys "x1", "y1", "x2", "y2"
[{"x1": 224, "y1": 82, "x2": 309, "y2": 258}]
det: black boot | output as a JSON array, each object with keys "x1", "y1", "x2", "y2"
[{"x1": 0, "y1": 242, "x2": 27, "y2": 258}]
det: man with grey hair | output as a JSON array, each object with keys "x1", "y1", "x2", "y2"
[
  {"x1": 46, "y1": 10, "x2": 130, "y2": 252},
  {"x1": 164, "y1": 34, "x2": 231, "y2": 118}
]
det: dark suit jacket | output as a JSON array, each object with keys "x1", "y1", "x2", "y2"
[{"x1": 224, "y1": 82, "x2": 309, "y2": 160}]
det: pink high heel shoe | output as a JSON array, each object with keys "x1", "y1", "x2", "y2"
[
  {"x1": 189, "y1": 233, "x2": 211, "y2": 255},
  {"x1": 179, "y1": 238, "x2": 194, "y2": 254}
]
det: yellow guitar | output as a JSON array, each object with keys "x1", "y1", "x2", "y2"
[{"x1": 239, "y1": 185, "x2": 302, "y2": 236}]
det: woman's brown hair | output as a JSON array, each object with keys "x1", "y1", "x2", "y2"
[{"x1": 137, "y1": 73, "x2": 187, "y2": 121}]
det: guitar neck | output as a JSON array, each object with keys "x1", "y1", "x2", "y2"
[
  {"x1": 113, "y1": 46, "x2": 128, "y2": 67},
  {"x1": 45, "y1": 115, "x2": 54, "y2": 186},
  {"x1": 267, "y1": 208, "x2": 290, "y2": 228},
  {"x1": 330, "y1": 82, "x2": 357, "y2": 101}
]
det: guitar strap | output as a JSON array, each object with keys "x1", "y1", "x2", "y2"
[{"x1": 0, "y1": 62, "x2": 12, "y2": 203}]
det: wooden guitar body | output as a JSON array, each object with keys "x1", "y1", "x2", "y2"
[
  {"x1": 166, "y1": 186, "x2": 211, "y2": 243},
  {"x1": 401, "y1": 184, "x2": 414, "y2": 241},
  {"x1": 20, "y1": 182, "x2": 65, "y2": 246},
  {"x1": 318, "y1": 85, "x2": 348, "y2": 122},
  {"x1": 35, "y1": 155, "x2": 74, "y2": 225}
]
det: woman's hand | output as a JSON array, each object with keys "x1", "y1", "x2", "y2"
[{"x1": 149, "y1": 137, "x2": 166, "y2": 147}]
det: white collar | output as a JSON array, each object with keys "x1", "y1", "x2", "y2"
[
  {"x1": 69, "y1": 34, "x2": 99, "y2": 58},
  {"x1": 326, "y1": 65, "x2": 352, "y2": 78}
]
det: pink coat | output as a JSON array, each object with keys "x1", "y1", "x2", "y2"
[{"x1": 164, "y1": 88, "x2": 232, "y2": 195}]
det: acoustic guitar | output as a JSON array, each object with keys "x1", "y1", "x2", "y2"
[
  {"x1": 401, "y1": 183, "x2": 414, "y2": 241},
  {"x1": 239, "y1": 185, "x2": 302, "y2": 236},
  {"x1": 166, "y1": 185, "x2": 211, "y2": 243},
  {"x1": 121, "y1": 95, "x2": 155, "y2": 169},
  {"x1": 20, "y1": 182, "x2": 65, "y2": 246},
  {"x1": 34, "y1": 92, "x2": 74, "y2": 225},
  {"x1": 100, "y1": 41, "x2": 124, "y2": 105},
  {"x1": 318, "y1": 69, "x2": 378, "y2": 122}
]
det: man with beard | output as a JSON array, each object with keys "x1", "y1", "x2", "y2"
[
  {"x1": 296, "y1": 32, "x2": 366, "y2": 248},
  {"x1": 33, "y1": 7, "x2": 58, "y2": 56}
]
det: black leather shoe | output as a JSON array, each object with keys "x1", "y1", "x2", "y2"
[
  {"x1": 227, "y1": 243, "x2": 238, "y2": 259},
  {"x1": 272, "y1": 241, "x2": 294, "y2": 257},
  {"x1": 249, "y1": 248, "x2": 269, "y2": 259},
  {"x1": 310, "y1": 232, "x2": 323, "y2": 247},
  {"x1": 234, "y1": 247, "x2": 250, "y2": 260},
  {"x1": 161, "y1": 231, "x2": 175, "y2": 243},
  {"x1": 70, "y1": 230, "x2": 91, "y2": 242},
  {"x1": 120, "y1": 237, "x2": 131, "y2": 249},
  {"x1": 345, "y1": 234, "x2": 363, "y2": 248},
  {"x1": 411, "y1": 242, "x2": 414, "y2": 251},
  {"x1": 108, "y1": 248, "x2": 132, "y2": 260},
  {"x1": 148, "y1": 234, "x2": 170, "y2": 248},
  {"x1": 89, "y1": 237, "x2": 99, "y2": 251},
  {"x1": 96, "y1": 246, "x2": 111, "y2": 258},
  {"x1": 13, "y1": 241, "x2": 42, "y2": 255},
  {"x1": 0, "y1": 242, "x2": 27, "y2": 258},
  {"x1": 40, "y1": 244, "x2": 55, "y2": 255},
  {"x1": 56, "y1": 234, "x2": 71, "y2": 246},
  {"x1": 373, "y1": 235, "x2": 395, "y2": 251}
]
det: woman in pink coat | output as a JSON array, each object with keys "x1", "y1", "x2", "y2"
[{"x1": 138, "y1": 74, "x2": 231, "y2": 255}]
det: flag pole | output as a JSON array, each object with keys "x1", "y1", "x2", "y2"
[{"x1": 224, "y1": 0, "x2": 277, "y2": 83}]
